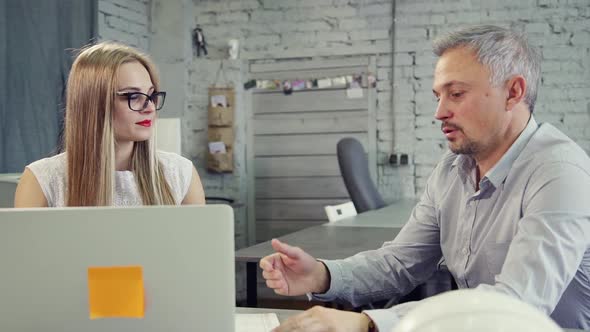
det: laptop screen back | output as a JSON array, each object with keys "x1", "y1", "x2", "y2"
[{"x1": 0, "y1": 205, "x2": 235, "y2": 332}]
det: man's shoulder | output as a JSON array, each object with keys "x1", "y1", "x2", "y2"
[{"x1": 520, "y1": 123, "x2": 590, "y2": 167}]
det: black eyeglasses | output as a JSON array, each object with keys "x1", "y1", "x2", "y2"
[{"x1": 116, "y1": 91, "x2": 166, "y2": 111}]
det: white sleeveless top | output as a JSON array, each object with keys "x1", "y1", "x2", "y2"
[{"x1": 26, "y1": 151, "x2": 193, "y2": 207}]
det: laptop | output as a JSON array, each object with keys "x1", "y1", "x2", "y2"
[{"x1": 0, "y1": 205, "x2": 235, "y2": 332}]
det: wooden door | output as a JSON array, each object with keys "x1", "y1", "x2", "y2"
[{"x1": 246, "y1": 57, "x2": 377, "y2": 243}]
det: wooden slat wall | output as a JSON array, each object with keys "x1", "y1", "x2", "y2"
[
  {"x1": 253, "y1": 89, "x2": 368, "y2": 114},
  {"x1": 254, "y1": 111, "x2": 368, "y2": 134},
  {"x1": 255, "y1": 155, "x2": 341, "y2": 178},
  {"x1": 250, "y1": 58, "x2": 370, "y2": 73},
  {"x1": 250, "y1": 58, "x2": 371, "y2": 242},
  {"x1": 253, "y1": 67, "x2": 368, "y2": 81},
  {"x1": 256, "y1": 177, "x2": 349, "y2": 199},
  {"x1": 254, "y1": 133, "x2": 368, "y2": 156}
]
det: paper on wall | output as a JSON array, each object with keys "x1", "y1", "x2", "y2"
[{"x1": 209, "y1": 141, "x2": 227, "y2": 154}]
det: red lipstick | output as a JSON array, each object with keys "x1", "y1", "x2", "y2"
[{"x1": 136, "y1": 119, "x2": 152, "y2": 127}]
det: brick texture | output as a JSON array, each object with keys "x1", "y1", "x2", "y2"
[
  {"x1": 98, "y1": 0, "x2": 150, "y2": 50},
  {"x1": 105, "y1": 0, "x2": 590, "y2": 243},
  {"x1": 394, "y1": 0, "x2": 590, "y2": 193}
]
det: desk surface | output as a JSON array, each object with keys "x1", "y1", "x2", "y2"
[
  {"x1": 236, "y1": 308, "x2": 587, "y2": 331},
  {"x1": 235, "y1": 200, "x2": 414, "y2": 262},
  {"x1": 236, "y1": 307, "x2": 301, "y2": 323},
  {"x1": 236, "y1": 307, "x2": 588, "y2": 332},
  {"x1": 235, "y1": 225, "x2": 401, "y2": 262},
  {"x1": 332, "y1": 198, "x2": 418, "y2": 228}
]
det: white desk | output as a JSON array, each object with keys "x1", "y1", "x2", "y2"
[
  {"x1": 236, "y1": 307, "x2": 301, "y2": 323},
  {"x1": 236, "y1": 308, "x2": 588, "y2": 331}
]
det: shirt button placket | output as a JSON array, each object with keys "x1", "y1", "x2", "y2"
[{"x1": 459, "y1": 197, "x2": 475, "y2": 287}]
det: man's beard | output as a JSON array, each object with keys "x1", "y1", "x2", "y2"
[
  {"x1": 442, "y1": 122, "x2": 481, "y2": 156},
  {"x1": 448, "y1": 138, "x2": 480, "y2": 155}
]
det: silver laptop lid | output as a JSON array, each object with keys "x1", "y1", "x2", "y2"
[{"x1": 0, "y1": 205, "x2": 235, "y2": 332}]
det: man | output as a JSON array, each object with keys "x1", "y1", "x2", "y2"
[{"x1": 260, "y1": 25, "x2": 590, "y2": 331}]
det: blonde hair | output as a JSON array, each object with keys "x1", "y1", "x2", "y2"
[{"x1": 65, "y1": 41, "x2": 175, "y2": 206}]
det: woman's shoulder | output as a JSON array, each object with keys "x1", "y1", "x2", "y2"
[
  {"x1": 156, "y1": 150, "x2": 193, "y2": 168},
  {"x1": 25, "y1": 152, "x2": 67, "y2": 207},
  {"x1": 156, "y1": 151, "x2": 194, "y2": 203},
  {"x1": 27, "y1": 152, "x2": 67, "y2": 175},
  {"x1": 156, "y1": 150, "x2": 194, "y2": 181}
]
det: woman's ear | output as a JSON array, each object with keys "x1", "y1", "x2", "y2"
[{"x1": 505, "y1": 75, "x2": 526, "y2": 111}]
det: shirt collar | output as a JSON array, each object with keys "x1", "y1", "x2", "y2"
[{"x1": 451, "y1": 116, "x2": 538, "y2": 188}]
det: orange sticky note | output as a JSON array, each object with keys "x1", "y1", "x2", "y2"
[{"x1": 87, "y1": 266, "x2": 144, "y2": 319}]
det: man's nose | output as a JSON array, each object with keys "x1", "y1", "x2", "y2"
[{"x1": 434, "y1": 98, "x2": 451, "y2": 121}]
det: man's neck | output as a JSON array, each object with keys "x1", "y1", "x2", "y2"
[
  {"x1": 115, "y1": 141, "x2": 134, "y2": 171},
  {"x1": 474, "y1": 110, "x2": 531, "y2": 180}
]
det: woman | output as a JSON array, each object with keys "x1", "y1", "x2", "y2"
[{"x1": 14, "y1": 42, "x2": 205, "y2": 207}]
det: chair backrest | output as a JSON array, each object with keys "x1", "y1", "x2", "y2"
[
  {"x1": 0, "y1": 177, "x2": 19, "y2": 208},
  {"x1": 337, "y1": 137, "x2": 386, "y2": 213},
  {"x1": 324, "y1": 201, "x2": 357, "y2": 222}
]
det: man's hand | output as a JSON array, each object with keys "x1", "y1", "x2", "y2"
[
  {"x1": 259, "y1": 239, "x2": 330, "y2": 296},
  {"x1": 273, "y1": 306, "x2": 372, "y2": 332}
]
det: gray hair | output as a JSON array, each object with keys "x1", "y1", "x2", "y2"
[{"x1": 433, "y1": 25, "x2": 541, "y2": 112}]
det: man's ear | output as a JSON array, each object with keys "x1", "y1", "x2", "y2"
[{"x1": 505, "y1": 75, "x2": 526, "y2": 111}]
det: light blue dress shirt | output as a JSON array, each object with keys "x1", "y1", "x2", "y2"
[{"x1": 314, "y1": 117, "x2": 590, "y2": 331}]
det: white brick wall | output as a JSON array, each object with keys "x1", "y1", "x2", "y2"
[
  {"x1": 187, "y1": 0, "x2": 400, "y2": 200},
  {"x1": 146, "y1": 0, "x2": 589, "y2": 212},
  {"x1": 395, "y1": 0, "x2": 590, "y2": 193},
  {"x1": 193, "y1": 0, "x2": 392, "y2": 57},
  {"x1": 98, "y1": 0, "x2": 150, "y2": 50}
]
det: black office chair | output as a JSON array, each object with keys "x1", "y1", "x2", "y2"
[
  {"x1": 337, "y1": 137, "x2": 386, "y2": 213},
  {"x1": 205, "y1": 196, "x2": 235, "y2": 204},
  {"x1": 0, "y1": 179, "x2": 18, "y2": 208}
]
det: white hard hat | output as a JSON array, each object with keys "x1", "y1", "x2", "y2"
[{"x1": 391, "y1": 289, "x2": 561, "y2": 332}]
